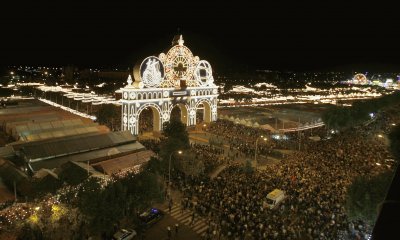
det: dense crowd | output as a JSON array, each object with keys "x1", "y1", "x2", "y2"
[
  {"x1": 206, "y1": 119, "x2": 328, "y2": 157},
  {"x1": 173, "y1": 114, "x2": 396, "y2": 240},
  {"x1": 190, "y1": 143, "x2": 228, "y2": 174},
  {"x1": 141, "y1": 139, "x2": 228, "y2": 175},
  {"x1": 141, "y1": 108, "x2": 398, "y2": 239}
]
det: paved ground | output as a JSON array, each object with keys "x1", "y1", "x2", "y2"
[
  {"x1": 143, "y1": 213, "x2": 202, "y2": 240},
  {"x1": 145, "y1": 186, "x2": 210, "y2": 240}
]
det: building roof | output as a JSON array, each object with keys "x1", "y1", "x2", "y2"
[
  {"x1": 69, "y1": 161, "x2": 108, "y2": 180},
  {"x1": 16, "y1": 131, "x2": 136, "y2": 162},
  {"x1": 29, "y1": 141, "x2": 145, "y2": 172},
  {"x1": 0, "y1": 146, "x2": 15, "y2": 159},
  {"x1": 92, "y1": 150, "x2": 154, "y2": 175},
  {"x1": 23, "y1": 125, "x2": 108, "y2": 142},
  {"x1": 0, "y1": 158, "x2": 28, "y2": 185},
  {"x1": 33, "y1": 168, "x2": 59, "y2": 180}
]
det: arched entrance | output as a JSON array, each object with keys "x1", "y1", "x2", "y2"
[
  {"x1": 135, "y1": 103, "x2": 162, "y2": 135},
  {"x1": 196, "y1": 100, "x2": 212, "y2": 123},
  {"x1": 170, "y1": 103, "x2": 189, "y2": 125},
  {"x1": 138, "y1": 107, "x2": 153, "y2": 135}
]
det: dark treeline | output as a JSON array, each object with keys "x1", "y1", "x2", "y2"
[{"x1": 322, "y1": 91, "x2": 400, "y2": 130}]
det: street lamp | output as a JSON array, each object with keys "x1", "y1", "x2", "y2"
[
  {"x1": 168, "y1": 150, "x2": 182, "y2": 195},
  {"x1": 254, "y1": 136, "x2": 267, "y2": 167}
]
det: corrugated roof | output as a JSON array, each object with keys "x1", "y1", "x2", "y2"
[
  {"x1": 30, "y1": 142, "x2": 145, "y2": 171},
  {"x1": 20, "y1": 131, "x2": 136, "y2": 162},
  {"x1": 21, "y1": 125, "x2": 106, "y2": 142},
  {"x1": 15, "y1": 119, "x2": 86, "y2": 136},
  {"x1": 0, "y1": 158, "x2": 28, "y2": 184},
  {"x1": 69, "y1": 161, "x2": 107, "y2": 179},
  {"x1": 0, "y1": 146, "x2": 15, "y2": 159},
  {"x1": 33, "y1": 168, "x2": 59, "y2": 179}
]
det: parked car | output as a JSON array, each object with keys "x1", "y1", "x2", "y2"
[
  {"x1": 112, "y1": 228, "x2": 137, "y2": 240},
  {"x1": 138, "y1": 208, "x2": 164, "y2": 228}
]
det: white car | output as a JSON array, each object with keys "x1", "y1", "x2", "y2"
[{"x1": 112, "y1": 228, "x2": 137, "y2": 240}]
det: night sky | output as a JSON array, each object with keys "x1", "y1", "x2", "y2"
[{"x1": 2, "y1": 1, "x2": 400, "y2": 72}]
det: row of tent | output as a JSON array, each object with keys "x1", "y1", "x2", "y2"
[
  {"x1": 218, "y1": 114, "x2": 324, "y2": 132},
  {"x1": 218, "y1": 114, "x2": 261, "y2": 128}
]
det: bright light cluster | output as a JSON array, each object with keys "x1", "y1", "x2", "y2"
[
  {"x1": 135, "y1": 35, "x2": 215, "y2": 88},
  {"x1": 39, "y1": 98, "x2": 97, "y2": 120},
  {"x1": 163, "y1": 44, "x2": 196, "y2": 85}
]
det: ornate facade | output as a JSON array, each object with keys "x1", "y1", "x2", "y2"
[{"x1": 120, "y1": 35, "x2": 218, "y2": 135}]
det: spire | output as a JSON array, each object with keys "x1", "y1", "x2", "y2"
[
  {"x1": 171, "y1": 34, "x2": 185, "y2": 46},
  {"x1": 126, "y1": 74, "x2": 133, "y2": 87},
  {"x1": 178, "y1": 35, "x2": 184, "y2": 46}
]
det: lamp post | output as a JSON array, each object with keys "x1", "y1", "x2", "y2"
[
  {"x1": 168, "y1": 150, "x2": 182, "y2": 195},
  {"x1": 254, "y1": 136, "x2": 267, "y2": 167}
]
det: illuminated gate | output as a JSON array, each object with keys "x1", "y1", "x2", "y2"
[{"x1": 120, "y1": 35, "x2": 218, "y2": 136}]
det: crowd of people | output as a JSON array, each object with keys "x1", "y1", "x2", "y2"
[
  {"x1": 139, "y1": 105, "x2": 399, "y2": 239},
  {"x1": 169, "y1": 112, "x2": 397, "y2": 240},
  {"x1": 190, "y1": 143, "x2": 228, "y2": 174},
  {"x1": 206, "y1": 119, "x2": 329, "y2": 157}
]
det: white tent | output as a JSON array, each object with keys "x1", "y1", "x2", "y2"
[{"x1": 245, "y1": 120, "x2": 253, "y2": 127}]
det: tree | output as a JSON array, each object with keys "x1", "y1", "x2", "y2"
[
  {"x1": 76, "y1": 178, "x2": 103, "y2": 218},
  {"x1": 322, "y1": 92, "x2": 400, "y2": 130},
  {"x1": 159, "y1": 119, "x2": 190, "y2": 162},
  {"x1": 346, "y1": 172, "x2": 394, "y2": 225},
  {"x1": 75, "y1": 177, "x2": 122, "y2": 236},
  {"x1": 17, "y1": 223, "x2": 42, "y2": 240},
  {"x1": 179, "y1": 152, "x2": 205, "y2": 177},
  {"x1": 389, "y1": 125, "x2": 400, "y2": 162},
  {"x1": 145, "y1": 156, "x2": 163, "y2": 174},
  {"x1": 244, "y1": 160, "x2": 254, "y2": 174},
  {"x1": 95, "y1": 104, "x2": 119, "y2": 130}
]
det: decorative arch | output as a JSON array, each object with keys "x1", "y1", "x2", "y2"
[{"x1": 120, "y1": 35, "x2": 218, "y2": 136}]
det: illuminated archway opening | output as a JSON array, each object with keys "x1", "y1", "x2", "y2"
[
  {"x1": 170, "y1": 103, "x2": 188, "y2": 125},
  {"x1": 196, "y1": 103, "x2": 205, "y2": 124},
  {"x1": 197, "y1": 100, "x2": 211, "y2": 123},
  {"x1": 137, "y1": 106, "x2": 161, "y2": 135}
]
